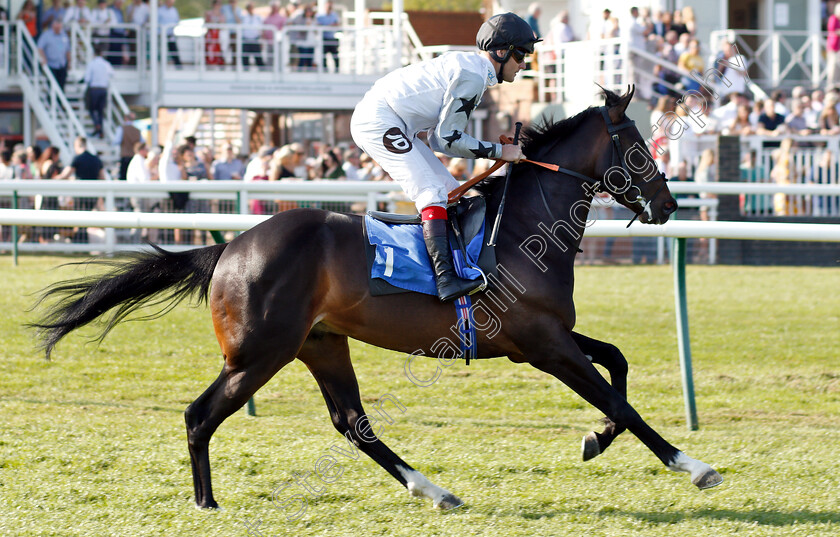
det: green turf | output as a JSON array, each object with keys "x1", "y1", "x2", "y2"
[{"x1": 1, "y1": 256, "x2": 838, "y2": 536}]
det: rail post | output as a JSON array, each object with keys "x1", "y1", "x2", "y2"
[
  {"x1": 672, "y1": 237, "x2": 698, "y2": 430},
  {"x1": 12, "y1": 190, "x2": 19, "y2": 266}
]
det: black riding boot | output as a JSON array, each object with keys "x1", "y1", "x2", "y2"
[{"x1": 423, "y1": 219, "x2": 482, "y2": 302}]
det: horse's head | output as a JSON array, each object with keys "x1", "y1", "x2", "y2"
[{"x1": 592, "y1": 86, "x2": 678, "y2": 224}]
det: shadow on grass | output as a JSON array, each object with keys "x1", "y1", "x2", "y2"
[
  {"x1": 1, "y1": 396, "x2": 183, "y2": 414},
  {"x1": 517, "y1": 508, "x2": 840, "y2": 526}
]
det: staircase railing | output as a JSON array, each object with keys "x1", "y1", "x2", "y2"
[
  {"x1": 15, "y1": 22, "x2": 85, "y2": 165},
  {"x1": 1, "y1": 21, "x2": 10, "y2": 81},
  {"x1": 710, "y1": 29, "x2": 825, "y2": 89}
]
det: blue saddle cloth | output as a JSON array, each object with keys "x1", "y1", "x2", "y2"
[{"x1": 364, "y1": 216, "x2": 486, "y2": 296}]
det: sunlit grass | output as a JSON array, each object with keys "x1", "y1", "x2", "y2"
[{"x1": 1, "y1": 257, "x2": 838, "y2": 536}]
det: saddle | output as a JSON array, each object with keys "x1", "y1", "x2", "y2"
[{"x1": 363, "y1": 195, "x2": 497, "y2": 297}]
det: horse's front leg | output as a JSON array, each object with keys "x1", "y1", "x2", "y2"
[
  {"x1": 571, "y1": 331, "x2": 627, "y2": 461},
  {"x1": 517, "y1": 329, "x2": 723, "y2": 490}
]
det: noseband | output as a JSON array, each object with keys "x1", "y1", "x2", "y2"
[{"x1": 533, "y1": 105, "x2": 669, "y2": 228}]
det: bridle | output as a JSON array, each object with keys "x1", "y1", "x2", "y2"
[{"x1": 532, "y1": 105, "x2": 669, "y2": 229}]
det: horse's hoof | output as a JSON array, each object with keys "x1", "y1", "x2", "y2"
[
  {"x1": 435, "y1": 493, "x2": 464, "y2": 510},
  {"x1": 194, "y1": 502, "x2": 222, "y2": 511},
  {"x1": 693, "y1": 469, "x2": 723, "y2": 490},
  {"x1": 581, "y1": 432, "x2": 601, "y2": 461}
]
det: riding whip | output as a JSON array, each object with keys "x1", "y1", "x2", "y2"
[{"x1": 487, "y1": 122, "x2": 521, "y2": 247}]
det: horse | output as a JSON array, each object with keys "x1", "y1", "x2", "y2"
[{"x1": 32, "y1": 87, "x2": 722, "y2": 512}]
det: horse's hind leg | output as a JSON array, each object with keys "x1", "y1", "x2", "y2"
[
  {"x1": 297, "y1": 332, "x2": 463, "y2": 510},
  {"x1": 185, "y1": 353, "x2": 297, "y2": 509},
  {"x1": 571, "y1": 331, "x2": 628, "y2": 461}
]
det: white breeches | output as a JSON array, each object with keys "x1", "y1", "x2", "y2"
[{"x1": 351, "y1": 96, "x2": 459, "y2": 211}]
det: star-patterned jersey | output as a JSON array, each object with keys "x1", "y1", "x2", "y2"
[{"x1": 365, "y1": 51, "x2": 502, "y2": 160}]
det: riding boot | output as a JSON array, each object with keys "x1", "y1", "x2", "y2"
[{"x1": 423, "y1": 218, "x2": 482, "y2": 302}]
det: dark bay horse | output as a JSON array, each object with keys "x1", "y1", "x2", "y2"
[{"x1": 33, "y1": 88, "x2": 722, "y2": 511}]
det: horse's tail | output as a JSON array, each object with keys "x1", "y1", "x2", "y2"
[{"x1": 30, "y1": 243, "x2": 228, "y2": 359}]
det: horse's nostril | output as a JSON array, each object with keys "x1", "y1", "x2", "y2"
[{"x1": 663, "y1": 200, "x2": 678, "y2": 215}]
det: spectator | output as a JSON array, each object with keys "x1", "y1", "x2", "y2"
[
  {"x1": 127, "y1": 0, "x2": 149, "y2": 26},
  {"x1": 17, "y1": 0, "x2": 38, "y2": 37},
  {"x1": 126, "y1": 141, "x2": 150, "y2": 205},
  {"x1": 625, "y1": 6, "x2": 647, "y2": 49},
  {"x1": 712, "y1": 92, "x2": 746, "y2": 127},
  {"x1": 785, "y1": 99, "x2": 813, "y2": 135},
  {"x1": 63, "y1": 0, "x2": 92, "y2": 25},
  {"x1": 115, "y1": 112, "x2": 141, "y2": 180},
  {"x1": 677, "y1": 38, "x2": 703, "y2": 91},
  {"x1": 211, "y1": 142, "x2": 244, "y2": 180},
  {"x1": 25, "y1": 145, "x2": 42, "y2": 178},
  {"x1": 263, "y1": 1, "x2": 286, "y2": 36},
  {"x1": 691, "y1": 148, "x2": 716, "y2": 262},
  {"x1": 681, "y1": 6, "x2": 697, "y2": 36},
  {"x1": 808, "y1": 149, "x2": 834, "y2": 216},
  {"x1": 244, "y1": 146, "x2": 274, "y2": 214},
  {"x1": 357, "y1": 152, "x2": 384, "y2": 181},
  {"x1": 828, "y1": 4, "x2": 840, "y2": 87},
  {"x1": 526, "y1": 3, "x2": 541, "y2": 38},
  {"x1": 771, "y1": 89, "x2": 790, "y2": 116},
  {"x1": 715, "y1": 41, "x2": 748, "y2": 98},
  {"x1": 205, "y1": 0, "x2": 225, "y2": 67},
  {"x1": 649, "y1": 95, "x2": 675, "y2": 151},
  {"x1": 240, "y1": 2, "x2": 264, "y2": 69},
  {"x1": 770, "y1": 138, "x2": 796, "y2": 215},
  {"x1": 83, "y1": 44, "x2": 114, "y2": 138},
  {"x1": 342, "y1": 148, "x2": 361, "y2": 180},
  {"x1": 56, "y1": 137, "x2": 104, "y2": 241},
  {"x1": 37, "y1": 19, "x2": 71, "y2": 90},
  {"x1": 818, "y1": 92, "x2": 840, "y2": 135},
  {"x1": 673, "y1": 31, "x2": 690, "y2": 56},
  {"x1": 548, "y1": 10, "x2": 574, "y2": 44},
  {"x1": 316, "y1": 1, "x2": 340, "y2": 71},
  {"x1": 670, "y1": 9, "x2": 687, "y2": 36},
  {"x1": 36, "y1": 146, "x2": 63, "y2": 241},
  {"x1": 90, "y1": 0, "x2": 116, "y2": 48},
  {"x1": 126, "y1": 141, "x2": 159, "y2": 241},
  {"x1": 126, "y1": 0, "x2": 149, "y2": 66},
  {"x1": 220, "y1": 0, "x2": 241, "y2": 65},
  {"x1": 108, "y1": 0, "x2": 129, "y2": 66},
  {"x1": 318, "y1": 147, "x2": 344, "y2": 179},
  {"x1": 810, "y1": 88, "x2": 825, "y2": 114},
  {"x1": 447, "y1": 157, "x2": 468, "y2": 181},
  {"x1": 158, "y1": 0, "x2": 181, "y2": 68},
  {"x1": 0, "y1": 146, "x2": 12, "y2": 180},
  {"x1": 41, "y1": 0, "x2": 66, "y2": 33},
  {"x1": 182, "y1": 144, "x2": 208, "y2": 181},
  {"x1": 723, "y1": 103, "x2": 755, "y2": 135},
  {"x1": 592, "y1": 8, "x2": 611, "y2": 39},
  {"x1": 650, "y1": 10, "x2": 668, "y2": 37},
  {"x1": 757, "y1": 99, "x2": 786, "y2": 136},
  {"x1": 288, "y1": 4, "x2": 316, "y2": 70},
  {"x1": 269, "y1": 144, "x2": 297, "y2": 180}
]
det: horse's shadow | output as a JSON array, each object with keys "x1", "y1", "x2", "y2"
[{"x1": 517, "y1": 507, "x2": 840, "y2": 526}]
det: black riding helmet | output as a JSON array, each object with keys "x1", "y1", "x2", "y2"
[{"x1": 476, "y1": 12, "x2": 542, "y2": 82}]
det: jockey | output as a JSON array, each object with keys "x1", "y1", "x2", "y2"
[{"x1": 351, "y1": 13, "x2": 540, "y2": 302}]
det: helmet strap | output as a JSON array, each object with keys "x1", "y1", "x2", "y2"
[{"x1": 489, "y1": 47, "x2": 514, "y2": 84}]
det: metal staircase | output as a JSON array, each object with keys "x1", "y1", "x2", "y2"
[
  {"x1": 15, "y1": 22, "x2": 129, "y2": 175},
  {"x1": 15, "y1": 22, "x2": 85, "y2": 165}
]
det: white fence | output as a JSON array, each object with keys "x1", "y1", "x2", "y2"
[{"x1": 1, "y1": 180, "x2": 838, "y2": 258}]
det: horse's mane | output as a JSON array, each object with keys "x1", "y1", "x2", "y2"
[{"x1": 472, "y1": 88, "x2": 623, "y2": 196}]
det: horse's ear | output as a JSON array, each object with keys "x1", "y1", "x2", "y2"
[{"x1": 608, "y1": 86, "x2": 634, "y2": 122}]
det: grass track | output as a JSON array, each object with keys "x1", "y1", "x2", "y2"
[{"x1": 0, "y1": 256, "x2": 838, "y2": 536}]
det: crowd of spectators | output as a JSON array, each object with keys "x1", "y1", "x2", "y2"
[{"x1": 9, "y1": 0, "x2": 345, "y2": 72}]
